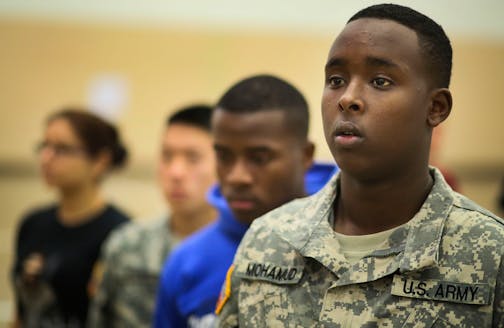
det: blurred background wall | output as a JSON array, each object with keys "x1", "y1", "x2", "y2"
[{"x1": 1, "y1": 0, "x2": 503, "y2": 325}]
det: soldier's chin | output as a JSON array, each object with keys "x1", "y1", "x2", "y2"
[
  {"x1": 169, "y1": 202, "x2": 194, "y2": 215},
  {"x1": 232, "y1": 210, "x2": 258, "y2": 226}
]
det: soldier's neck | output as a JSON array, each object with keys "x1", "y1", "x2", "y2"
[
  {"x1": 170, "y1": 205, "x2": 217, "y2": 239},
  {"x1": 333, "y1": 169, "x2": 433, "y2": 236}
]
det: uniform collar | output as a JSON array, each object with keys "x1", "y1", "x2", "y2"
[
  {"x1": 275, "y1": 174, "x2": 347, "y2": 276},
  {"x1": 277, "y1": 167, "x2": 454, "y2": 278},
  {"x1": 399, "y1": 168, "x2": 454, "y2": 272}
]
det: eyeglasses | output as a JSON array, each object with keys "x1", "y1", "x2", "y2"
[{"x1": 35, "y1": 141, "x2": 85, "y2": 157}]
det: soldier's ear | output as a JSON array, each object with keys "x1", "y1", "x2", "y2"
[
  {"x1": 427, "y1": 88, "x2": 452, "y2": 127},
  {"x1": 302, "y1": 141, "x2": 315, "y2": 171}
]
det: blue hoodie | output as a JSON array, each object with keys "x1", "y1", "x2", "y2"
[{"x1": 154, "y1": 163, "x2": 337, "y2": 328}]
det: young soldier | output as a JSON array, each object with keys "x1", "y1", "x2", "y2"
[
  {"x1": 217, "y1": 4, "x2": 504, "y2": 327},
  {"x1": 154, "y1": 74, "x2": 337, "y2": 327},
  {"x1": 87, "y1": 105, "x2": 217, "y2": 327}
]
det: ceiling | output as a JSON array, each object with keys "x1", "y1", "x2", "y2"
[{"x1": 1, "y1": 0, "x2": 503, "y2": 41}]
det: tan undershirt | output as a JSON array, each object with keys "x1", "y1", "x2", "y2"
[{"x1": 333, "y1": 224, "x2": 405, "y2": 264}]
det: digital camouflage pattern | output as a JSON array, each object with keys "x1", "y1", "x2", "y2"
[
  {"x1": 217, "y1": 168, "x2": 504, "y2": 327},
  {"x1": 87, "y1": 217, "x2": 177, "y2": 328}
]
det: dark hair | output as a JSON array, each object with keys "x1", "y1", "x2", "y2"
[
  {"x1": 48, "y1": 108, "x2": 128, "y2": 169},
  {"x1": 167, "y1": 104, "x2": 213, "y2": 132},
  {"x1": 348, "y1": 3, "x2": 452, "y2": 88},
  {"x1": 216, "y1": 74, "x2": 310, "y2": 140}
]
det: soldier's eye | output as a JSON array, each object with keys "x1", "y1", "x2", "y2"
[
  {"x1": 371, "y1": 77, "x2": 392, "y2": 88},
  {"x1": 328, "y1": 76, "x2": 345, "y2": 88}
]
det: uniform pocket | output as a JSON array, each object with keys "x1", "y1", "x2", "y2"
[
  {"x1": 239, "y1": 281, "x2": 314, "y2": 328},
  {"x1": 401, "y1": 306, "x2": 438, "y2": 328},
  {"x1": 239, "y1": 281, "x2": 301, "y2": 328},
  {"x1": 119, "y1": 272, "x2": 160, "y2": 312}
]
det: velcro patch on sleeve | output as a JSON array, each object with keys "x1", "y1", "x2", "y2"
[
  {"x1": 215, "y1": 264, "x2": 234, "y2": 315},
  {"x1": 391, "y1": 275, "x2": 490, "y2": 305},
  {"x1": 235, "y1": 261, "x2": 303, "y2": 285}
]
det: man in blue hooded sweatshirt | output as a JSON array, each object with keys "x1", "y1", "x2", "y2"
[{"x1": 154, "y1": 74, "x2": 337, "y2": 327}]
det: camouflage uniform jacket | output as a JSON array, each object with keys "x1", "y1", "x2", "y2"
[
  {"x1": 88, "y1": 216, "x2": 176, "y2": 328},
  {"x1": 217, "y1": 168, "x2": 504, "y2": 327}
]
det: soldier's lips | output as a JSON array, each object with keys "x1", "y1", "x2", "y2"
[
  {"x1": 228, "y1": 200, "x2": 255, "y2": 210},
  {"x1": 334, "y1": 134, "x2": 363, "y2": 147},
  {"x1": 168, "y1": 191, "x2": 188, "y2": 201},
  {"x1": 333, "y1": 121, "x2": 363, "y2": 147}
]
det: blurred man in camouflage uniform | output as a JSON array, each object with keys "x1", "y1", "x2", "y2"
[
  {"x1": 217, "y1": 4, "x2": 504, "y2": 327},
  {"x1": 87, "y1": 105, "x2": 218, "y2": 327}
]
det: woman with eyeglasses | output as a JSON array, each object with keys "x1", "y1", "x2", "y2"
[{"x1": 12, "y1": 109, "x2": 131, "y2": 328}]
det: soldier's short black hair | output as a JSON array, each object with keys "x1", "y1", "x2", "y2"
[
  {"x1": 167, "y1": 104, "x2": 213, "y2": 132},
  {"x1": 348, "y1": 3, "x2": 452, "y2": 88},
  {"x1": 216, "y1": 74, "x2": 309, "y2": 140}
]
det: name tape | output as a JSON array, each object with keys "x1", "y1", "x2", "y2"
[
  {"x1": 391, "y1": 275, "x2": 490, "y2": 305},
  {"x1": 237, "y1": 262, "x2": 304, "y2": 284}
]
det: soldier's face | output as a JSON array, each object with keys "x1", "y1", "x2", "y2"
[
  {"x1": 158, "y1": 124, "x2": 216, "y2": 215},
  {"x1": 212, "y1": 109, "x2": 310, "y2": 225},
  {"x1": 322, "y1": 18, "x2": 433, "y2": 180}
]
